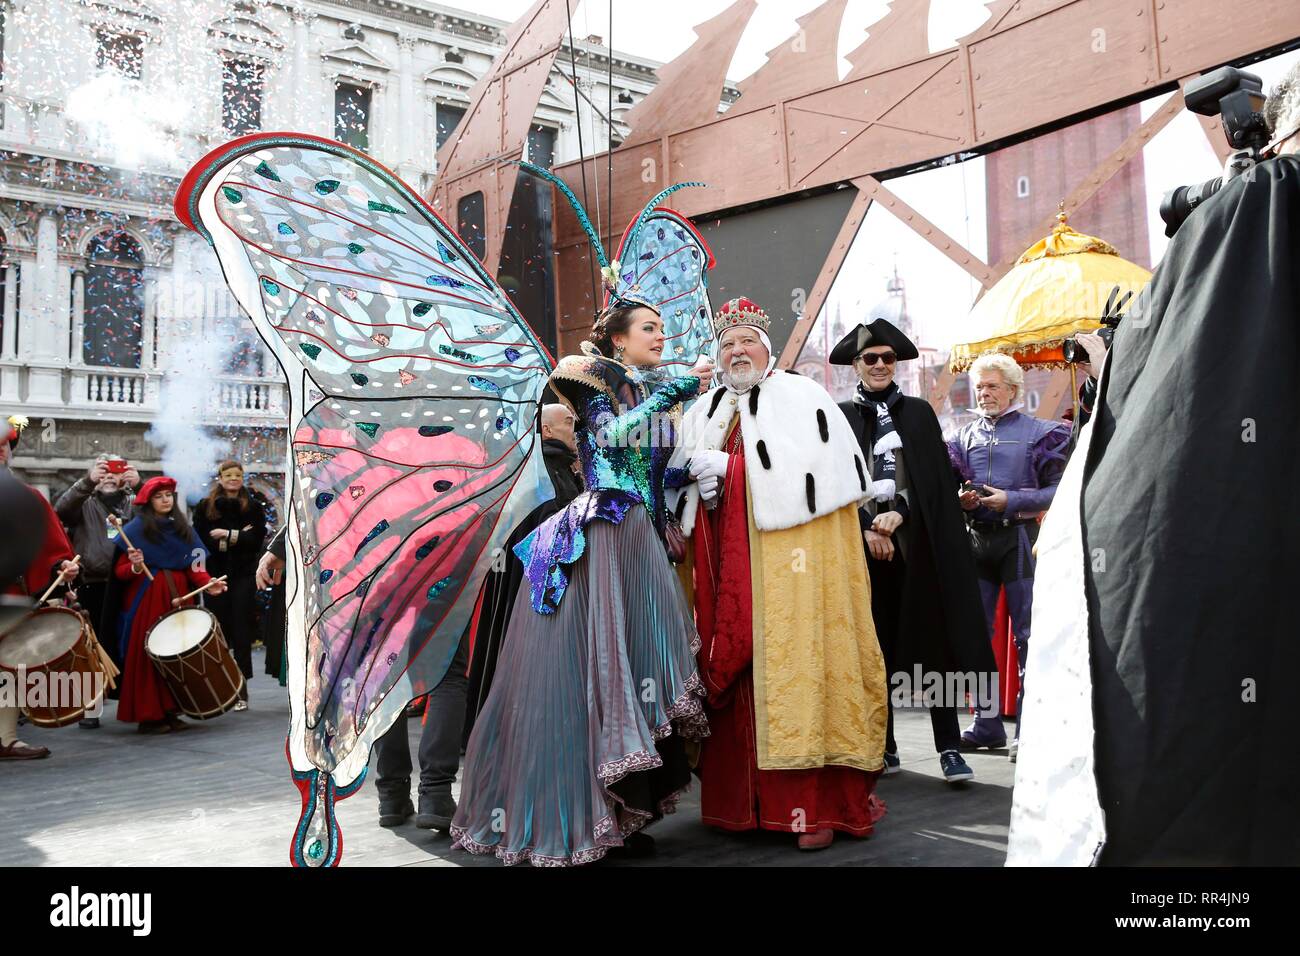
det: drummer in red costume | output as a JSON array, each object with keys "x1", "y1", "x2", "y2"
[
  {"x1": 667, "y1": 299, "x2": 889, "y2": 850},
  {"x1": 112, "y1": 476, "x2": 226, "y2": 733},
  {"x1": 0, "y1": 414, "x2": 80, "y2": 760}
]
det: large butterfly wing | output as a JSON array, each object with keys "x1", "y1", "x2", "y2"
[
  {"x1": 609, "y1": 208, "x2": 715, "y2": 369},
  {"x1": 176, "y1": 134, "x2": 552, "y2": 861}
]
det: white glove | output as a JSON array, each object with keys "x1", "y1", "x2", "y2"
[
  {"x1": 697, "y1": 473, "x2": 721, "y2": 503},
  {"x1": 689, "y1": 449, "x2": 730, "y2": 482}
]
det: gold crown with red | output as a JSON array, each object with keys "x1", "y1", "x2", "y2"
[{"x1": 712, "y1": 297, "x2": 770, "y2": 337}]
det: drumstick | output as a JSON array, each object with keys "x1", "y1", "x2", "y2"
[
  {"x1": 172, "y1": 576, "x2": 227, "y2": 607},
  {"x1": 38, "y1": 554, "x2": 81, "y2": 605},
  {"x1": 108, "y1": 515, "x2": 153, "y2": 581}
]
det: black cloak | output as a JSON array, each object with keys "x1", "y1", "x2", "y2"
[
  {"x1": 463, "y1": 439, "x2": 583, "y2": 742},
  {"x1": 839, "y1": 393, "x2": 994, "y2": 678},
  {"x1": 1080, "y1": 155, "x2": 1300, "y2": 864}
]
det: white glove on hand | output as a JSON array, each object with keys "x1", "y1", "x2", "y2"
[
  {"x1": 689, "y1": 448, "x2": 730, "y2": 482},
  {"x1": 697, "y1": 473, "x2": 721, "y2": 503}
]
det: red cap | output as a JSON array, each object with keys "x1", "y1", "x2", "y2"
[{"x1": 133, "y1": 475, "x2": 177, "y2": 506}]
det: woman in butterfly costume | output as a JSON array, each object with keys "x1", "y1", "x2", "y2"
[
  {"x1": 450, "y1": 166, "x2": 719, "y2": 865},
  {"x1": 176, "y1": 133, "x2": 717, "y2": 866}
]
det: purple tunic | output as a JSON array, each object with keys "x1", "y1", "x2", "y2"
[{"x1": 947, "y1": 409, "x2": 1070, "y2": 522}]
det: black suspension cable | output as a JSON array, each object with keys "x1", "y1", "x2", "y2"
[
  {"x1": 607, "y1": 0, "x2": 614, "y2": 246},
  {"x1": 563, "y1": 0, "x2": 598, "y2": 309}
]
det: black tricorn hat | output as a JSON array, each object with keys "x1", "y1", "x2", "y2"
[{"x1": 829, "y1": 319, "x2": 919, "y2": 365}]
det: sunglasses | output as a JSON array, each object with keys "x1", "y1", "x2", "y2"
[{"x1": 856, "y1": 351, "x2": 897, "y2": 367}]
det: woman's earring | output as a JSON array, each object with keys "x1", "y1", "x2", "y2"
[{"x1": 614, "y1": 345, "x2": 625, "y2": 362}]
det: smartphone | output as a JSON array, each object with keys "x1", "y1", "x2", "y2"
[
  {"x1": 105, "y1": 459, "x2": 128, "y2": 475},
  {"x1": 960, "y1": 480, "x2": 984, "y2": 496}
]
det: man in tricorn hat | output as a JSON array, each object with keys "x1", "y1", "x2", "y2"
[
  {"x1": 669, "y1": 297, "x2": 888, "y2": 852},
  {"x1": 831, "y1": 321, "x2": 996, "y2": 784}
]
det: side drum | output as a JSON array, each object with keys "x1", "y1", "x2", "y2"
[
  {"x1": 145, "y1": 607, "x2": 244, "y2": 720},
  {"x1": 0, "y1": 606, "x2": 109, "y2": 728}
]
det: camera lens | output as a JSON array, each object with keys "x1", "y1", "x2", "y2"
[{"x1": 1159, "y1": 176, "x2": 1224, "y2": 238}]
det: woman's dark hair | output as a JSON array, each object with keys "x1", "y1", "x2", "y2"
[
  {"x1": 137, "y1": 498, "x2": 195, "y2": 545},
  {"x1": 202, "y1": 459, "x2": 251, "y2": 520},
  {"x1": 588, "y1": 304, "x2": 651, "y2": 358}
]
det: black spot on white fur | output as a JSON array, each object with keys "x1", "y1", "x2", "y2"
[
  {"x1": 806, "y1": 473, "x2": 816, "y2": 513},
  {"x1": 675, "y1": 494, "x2": 687, "y2": 521},
  {"x1": 707, "y1": 388, "x2": 726, "y2": 417},
  {"x1": 756, "y1": 440, "x2": 771, "y2": 469},
  {"x1": 854, "y1": 456, "x2": 866, "y2": 491},
  {"x1": 748, "y1": 384, "x2": 760, "y2": 416},
  {"x1": 817, "y1": 409, "x2": 829, "y2": 442}
]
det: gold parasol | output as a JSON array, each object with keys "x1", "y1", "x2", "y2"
[{"x1": 949, "y1": 206, "x2": 1151, "y2": 372}]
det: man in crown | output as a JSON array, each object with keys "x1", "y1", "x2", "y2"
[{"x1": 668, "y1": 298, "x2": 888, "y2": 851}]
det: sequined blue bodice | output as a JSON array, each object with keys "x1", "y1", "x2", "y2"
[
  {"x1": 570, "y1": 363, "x2": 697, "y2": 531},
  {"x1": 515, "y1": 357, "x2": 698, "y2": 614}
]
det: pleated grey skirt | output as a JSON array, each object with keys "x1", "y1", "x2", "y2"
[{"x1": 451, "y1": 503, "x2": 707, "y2": 866}]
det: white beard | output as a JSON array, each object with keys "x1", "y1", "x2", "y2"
[{"x1": 722, "y1": 361, "x2": 763, "y2": 392}]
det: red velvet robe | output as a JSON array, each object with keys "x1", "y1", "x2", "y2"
[
  {"x1": 693, "y1": 423, "x2": 885, "y2": 836},
  {"x1": 113, "y1": 553, "x2": 212, "y2": 724},
  {"x1": 1, "y1": 487, "x2": 74, "y2": 599}
]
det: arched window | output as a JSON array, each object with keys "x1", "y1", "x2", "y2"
[{"x1": 84, "y1": 230, "x2": 144, "y2": 368}]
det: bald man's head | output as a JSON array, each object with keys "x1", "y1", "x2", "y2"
[{"x1": 541, "y1": 403, "x2": 577, "y2": 453}]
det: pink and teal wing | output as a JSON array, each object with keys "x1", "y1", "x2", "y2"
[
  {"x1": 176, "y1": 133, "x2": 552, "y2": 865},
  {"x1": 608, "y1": 208, "x2": 716, "y2": 369}
]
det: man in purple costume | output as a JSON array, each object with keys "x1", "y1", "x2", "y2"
[{"x1": 947, "y1": 353, "x2": 1070, "y2": 758}]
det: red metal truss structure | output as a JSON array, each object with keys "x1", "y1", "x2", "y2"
[{"x1": 428, "y1": 0, "x2": 1300, "y2": 385}]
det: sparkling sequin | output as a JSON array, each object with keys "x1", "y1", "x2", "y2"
[
  {"x1": 355, "y1": 422, "x2": 379, "y2": 438},
  {"x1": 355, "y1": 519, "x2": 389, "y2": 556},
  {"x1": 221, "y1": 186, "x2": 242, "y2": 203},
  {"x1": 299, "y1": 343, "x2": 321, "y2": 360},
  {"x1": 467, "y1": 376, "x2": 499, "y2": 394},
  {"x1": 368, "y1": 200, "x2": 404, "y2": 214},
  {"x1": 412, "y1": 302, "x2": 432, "y2": 317},
  {"x1": 278, "y1": 222, "x2": 295, "y2": 235},
  {"x1": 426, "y1": 274, "x2": 466, "y2": 289},
  {"x1": 371, "y1": 333, "x2": 390, "y2": 347},
  {"x1": 504, "y1": 347, "x2": 521, "y2": 362},
  {"x1": 419, "y1": 425, "x2": 453, "y2": 437},
  {"x1": 433, "y1": 480, "x2": 453, "y2": 492},
  {"x1": 254, "y1": 161, "x2": 281, "y2": 182},
  {"x1": 436, "y1": 240, "x2": 459, "y2": 263},
  {"x1": 438, "y1": 344, "x2": 478, "y2": 362},
  {"x1": 347, "y1": 242, "x2": 365, "y2": 254},
  {"x1": 350, "y1": 373, "x2": 368, "y2": 386},
  {"x1": 415, "y1": 537, "x2": 440, "y2": 559},
  {"x1": 426, "y1": 577, "x2": 453, "y2": 601},
  {"x1": 261, "y1": 277, "x2": 280, "y2": 295},
  {"x1": 315, "y1": 492, "x2": 334, "y2": 509},
  {"x1": 319, "y1": 570, "x2": 333, "y2": 584},
  {"x1": 397, "y1": 370, "x2": 417, "y2": 386},
  {"x1": 315, "y1": 179, "x2": 340, "y2": 195}
]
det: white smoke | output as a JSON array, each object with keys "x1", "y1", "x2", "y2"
[
  {"x1": 64, "y1": 73, "x2": 189, "y2": 170},
  {"x1": 145, "y1": 320, "x2": 232, "y2": 505}
]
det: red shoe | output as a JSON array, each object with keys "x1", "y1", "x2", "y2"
[
  {"x1": 797, "y1": 827, "x2": 835, "y2": 851},
  {"x1": 0, "y1": 740, "x2": 51, "y2": 760}
]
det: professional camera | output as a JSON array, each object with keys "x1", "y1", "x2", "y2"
[
  {"x1": 1061, "y1": 285, "x2": 1131, "y2": 365},
  {"x1": 1158, "y1": 67, "x2": 1271, "y2": 238}
]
